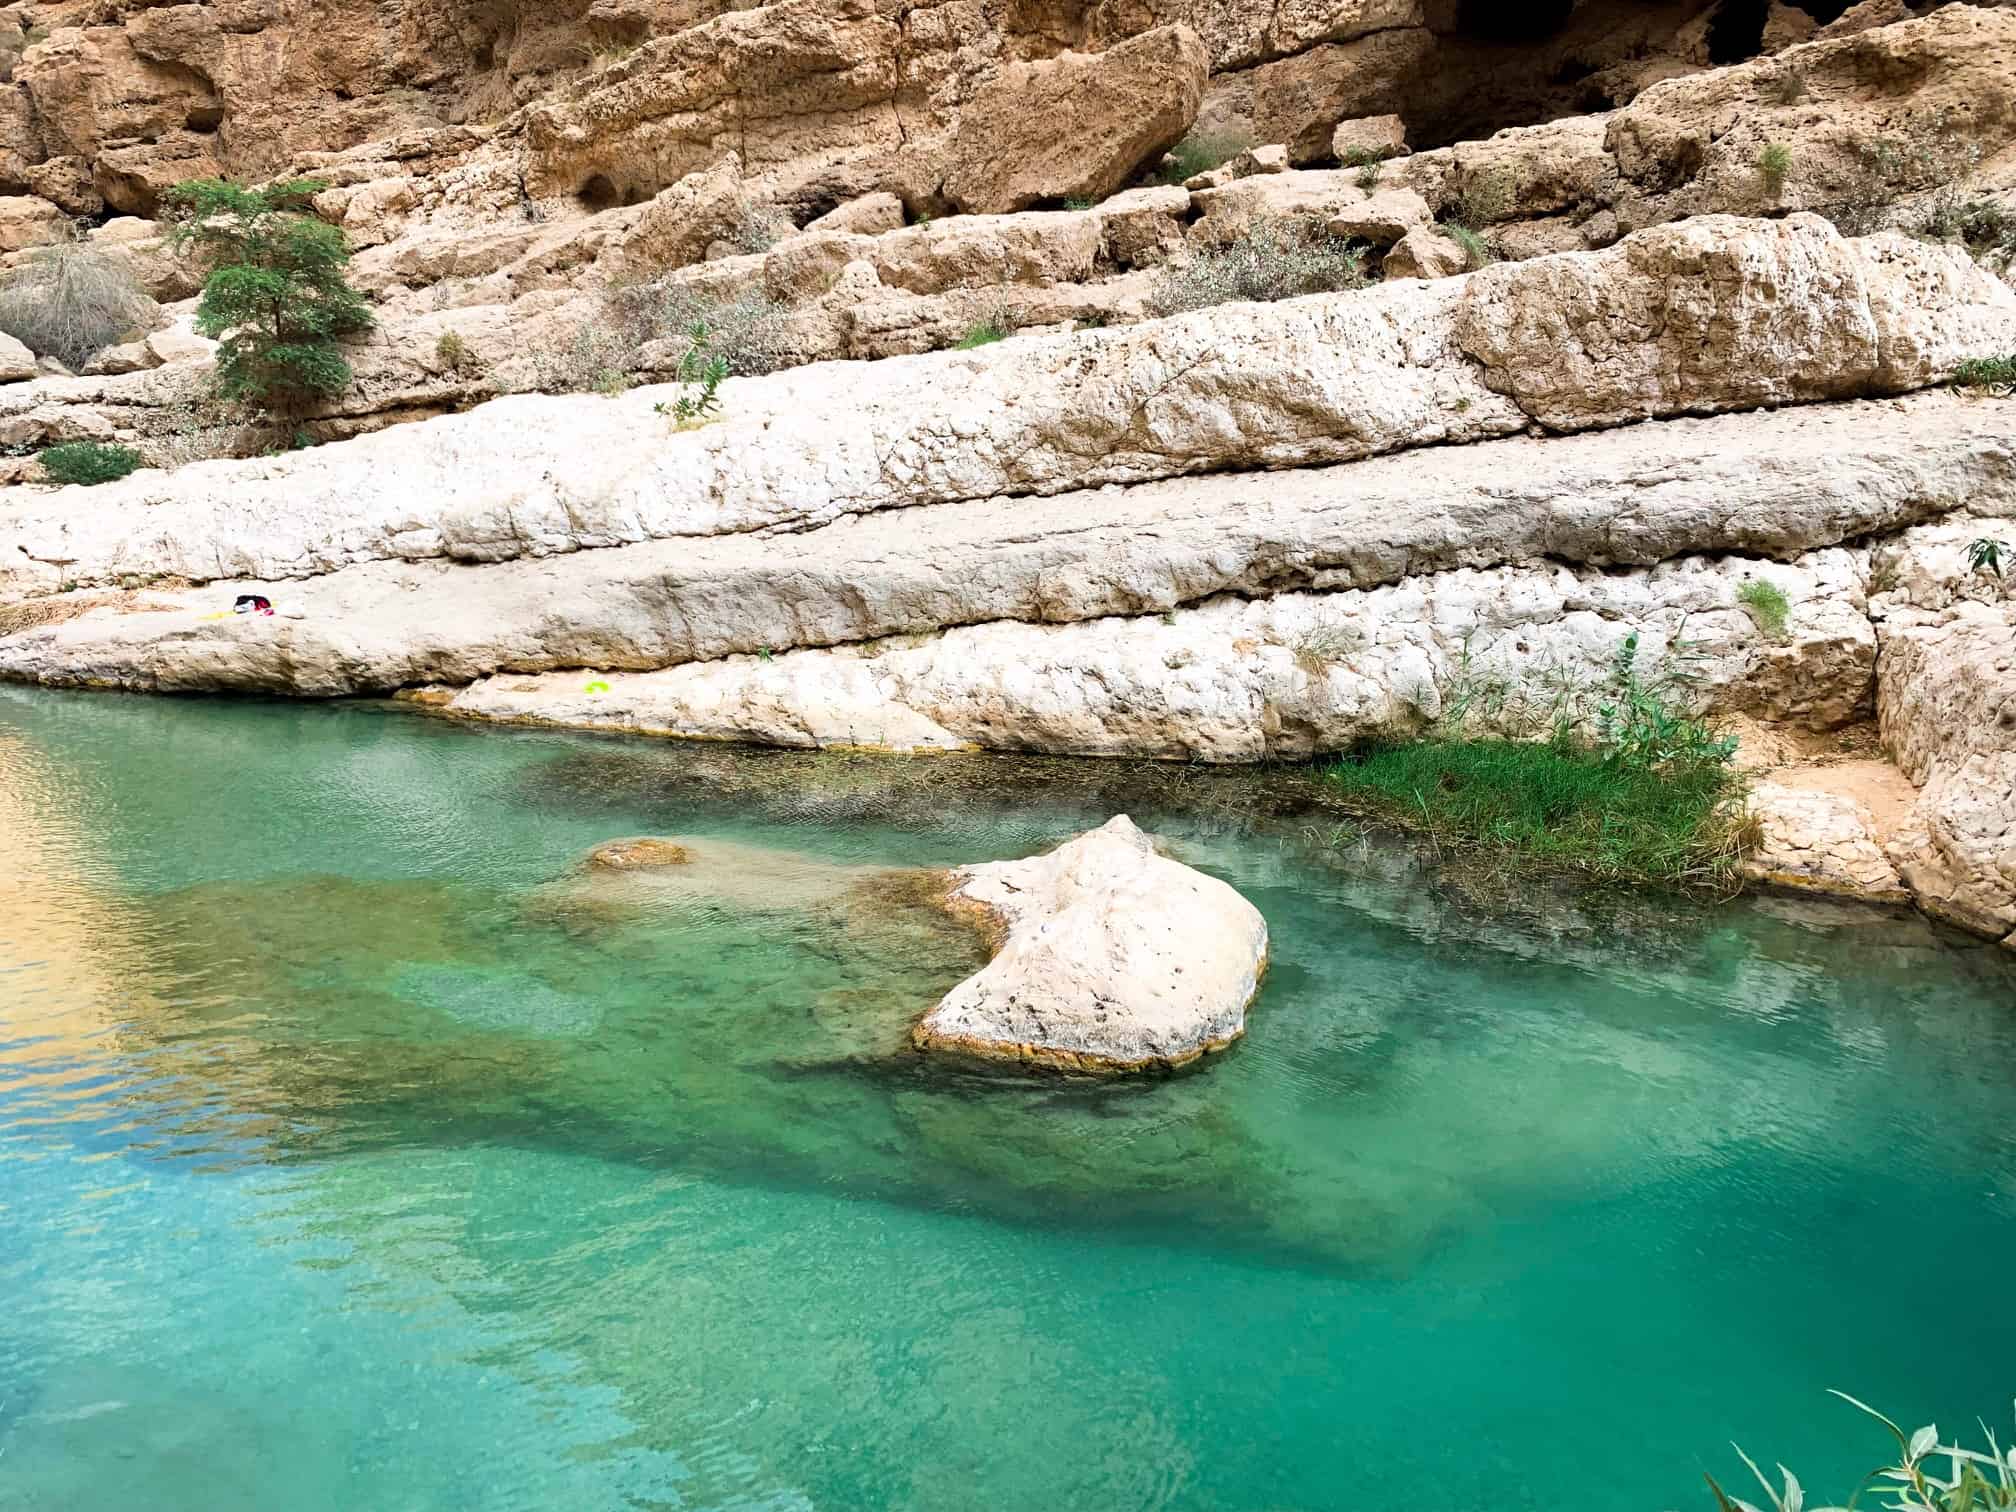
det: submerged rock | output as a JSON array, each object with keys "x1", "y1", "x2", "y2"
[
  {"x1": 584, "y1": 837, "x2": 694, "y2": 871},
  {"x1": 913, "y1": 816, "x2": 1268, "y2": 1074}
]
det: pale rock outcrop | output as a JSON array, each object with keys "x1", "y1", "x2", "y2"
[
  {"x1": 1743, "y1": 780, "x2": 1910, "y2": 902},
  {"x1": 1187, "y1": 171, "x2": 1428, "y2": 246},
  {"x1": 1813, "y1": 0, "x2": 1910, "y2": 43},
  {"x1": 1081, "y1": 0, "x2": 1424, "y2": 74},
  {"x1": 913, "y1": 816, "x2": 1269, "y2": 1072},
  {"x1": 1454, "y1": 215, "x2": 2012, "y2": 430},
  {"x1": 0, "y1": 331, "x2": 35, "y2": 383},
  {"x1": 0, "y1": 194, "x2": 66, "y2": 252},
  {"x1": 81, "y1": 339, "x2": 157, "y2": 377},
  {"x1": 1381, "y1": 224, "x2": 1468, "y2": 280},
  {"x1": 6, "y1": 218, "x2": 2003, "y2": 602},
  {"x1": 1199, "y1": 26, "x2": 1436, "y2": 164},
  {"x1": 429, "y1": 546, "x2": 1879, "y2": 760},
  {"x1": 1372, "y1": 8, "x2": 2016, "y2": 263},
  {"x1": 1870, "y1": 519, "x2": 2016, "y2": 944},
  {"x1": 942, "y1": 27, "x2": 1209, "y2": 214},
  {"x1": 805, "y1": 192, "x2": 906, "y2": 236},
  {"x1": 606, "y1": 154, "x2": 751, "y2": 278},
  {"x1": 6, "y1": 391, "x2": 1998, "y2": 699},
  {"x1": 1331, "y1": 114, "x2": 1409, "y2": 162}
]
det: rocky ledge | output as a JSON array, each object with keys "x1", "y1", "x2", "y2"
[
  {"x1": 1, "y1": 213, "x2": 2012, "y2": 948},
  {"x1": 914, "y1": 817, "x2": 1270, "y2": 1073}
]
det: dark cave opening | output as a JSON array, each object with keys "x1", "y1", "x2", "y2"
[
  {"x1": 1454, "y1": 0, "x2": 1578, "y2": 43},
  {"x1": 1707, "y1": 0, "x2": 1770, "y2": 63}
]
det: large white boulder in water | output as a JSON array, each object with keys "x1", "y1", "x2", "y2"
[{"x1": 914, "y1": 816, "x2": 1269, "y2": 1073}]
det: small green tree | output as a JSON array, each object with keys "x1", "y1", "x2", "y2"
[{"x1": 161, "y1": 178, "x2": 371, "y2": 423}]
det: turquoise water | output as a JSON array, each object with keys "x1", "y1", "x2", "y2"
[{"x1": 2, "y1": 687, "x2": 2013, "y2": 1512}]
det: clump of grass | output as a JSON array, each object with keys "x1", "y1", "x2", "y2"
[
  {"x1": 1340, "y1": 145, "x2": 1384, "y2": 191},
  {"x1": 0, "y1": 233, "x2": 159, "y2": 371},
  {"x1": 1823, "y1": 132, "x2": 1976, "y2": 238},
  {"x1": 1437, "y1": 221, "x2": 1494, "y2": 270},
  {"x1": 1290, "y1": 621, "x2": 1364, "y2": 677},
  {"x1": 1736, "y1": 578, "x2": 1790, "y2": 641},
  {"x1": 1953, "y1": 354, "x2": 2016, "y2": 390},
  {"x1": 39, "y1": 440, "x2": 143, "y2": 487},
  {"x1": 1433, "y1": 166, "x2": 1515, "y2": 270},
  {"x1": 719, "y1": 198, "x2": 795, "y2": 256},
  {"x1": 531, "y1": 281, "x2": 799, "y2": 394},
  {"x1": 1759, "y1": 142, "x2": 1793, "y2": 198},
  {"x1": 1455, "y1": 166, "x2": 1517, "y2": 228},
  {"x1": 1157, "y1": 128, "x2": 1252, "y2": 185},
  {"x1": 1322, "y1": 633, "x2": 1745, "y2": 887},
  {"x1": 953, "y1": 318, "x2": 1010, "y2": 349},
  {"x1": 587, "y1": 41, "x2": 638, "y2": 70},
  {"x1": 1151, "y1": 218, "x2": 1367, "y2": 317},
  {"x1": 1766, "y1": 70, "x2": 1807, "y2": 105},
  {"x1": 434, "y1": 330, "x2": 479, "y2": 373}
]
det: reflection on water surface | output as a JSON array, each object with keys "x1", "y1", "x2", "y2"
[{"x1": 1, "y1": 689, "x2": 2012, "y2": 1511}]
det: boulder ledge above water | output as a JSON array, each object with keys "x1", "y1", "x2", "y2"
[{"x1": 913, "y1": 815, "x2": 1268, "y2": 1073}]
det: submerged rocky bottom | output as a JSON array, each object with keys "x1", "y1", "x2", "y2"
[{"x1": 2, "y1": 688, "x2": 2013, "y2": 1510}]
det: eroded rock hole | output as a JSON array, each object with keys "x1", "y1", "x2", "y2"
[{"x1": 578, "y1": 174, "x2": 620, "y2": 212}]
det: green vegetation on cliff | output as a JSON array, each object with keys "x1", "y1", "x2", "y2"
[{"x1": 163, "y1": 177, "x2": 371, "y2": 423}]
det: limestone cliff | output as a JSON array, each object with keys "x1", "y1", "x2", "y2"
[{"x1": 0, "y1": 0, "x2": 2012, "y2": 948}]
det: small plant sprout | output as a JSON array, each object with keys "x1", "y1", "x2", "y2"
[
  {"x1": 652, "y1": 321, "x2": 730, "y2": 426},
  {"x1": 1737, "y1": 578, "x2": 1791, "y2": 641},
  {"x1": 1759, "y1": 143, "x2": 1793, "y2": 198},
  {"x1": 1967, "y1": 537, "x2": 2008, "y2": 580}
]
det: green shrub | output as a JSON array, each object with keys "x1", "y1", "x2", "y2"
[
  {"x1": 162, "y1": 177, "x2": 372, "y2": 421},
  {"x1": 0, "y1": 234, "x2": 158, "y2": 371},
  {"x1": 1157, "y1": 128, "x2": 1251, "y2": 185},
  {"x1": 953, "y1": 318, "x2": 1011, "y2": 349},
  {"x1": 39, "y1": 440, "x2": 143, "y2": 487},
  {"x1": 1152, "y1": 219, "x2": 1367, "y2": 316},
  {"x1": 1953, "y1": 355, "x2": 2016, "y2": 389},
  {"x1": 1759, "y1": 142, "x2": 1793, "y2": 198},
  {"x1": 434, "y1": 330, "x2": 477, "y2": 372},
  {"x1": 1736, "y1": 578, "x2": 1790, "y2": 640},
  {"x1": 1321, "y1": 633, "x2": 1745, "y2": 886},
  {"x1": 652, "y1": 321, "x2": 729, "y2": 426},
  {"x1": 1707, "y1": 1391, "x2": 2016, "y2": 1512},
  {"x1": 1967, "y1": 536, "x2": 2008, "y2": 581}
]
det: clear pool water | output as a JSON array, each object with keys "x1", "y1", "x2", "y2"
[{"x1": 2, "y1": 687, "x2": 2012, "y2": 1511}]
